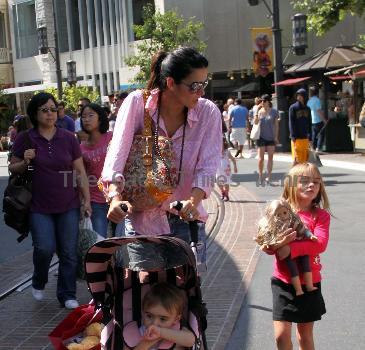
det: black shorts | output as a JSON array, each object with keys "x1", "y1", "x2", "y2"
[
  {"x1": 271, "y1": 277, "x2": 326, "y2": 323},
  {"x1": 256, "y1": 138, "x2": 276, "y2": 147}
]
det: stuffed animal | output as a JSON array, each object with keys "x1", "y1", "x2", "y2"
[
  {"x1": 66, "y1": 322, "x2": 103, "y2": 350},
  {"x1": 84, "y1": 322, "x2": 103, "y2": 337}
]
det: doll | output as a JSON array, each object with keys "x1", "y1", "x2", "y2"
[{"x1": 255, "y1": 199, "x2": 318, "y2": 295}]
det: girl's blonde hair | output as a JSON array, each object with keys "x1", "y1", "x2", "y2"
[{"x1": 282, "y1": 163, "x2": 330, "y2": 211}]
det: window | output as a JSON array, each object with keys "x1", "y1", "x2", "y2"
[
  {"x1": 12, "y1": 1, "x2": 38, "y2": 59},
  {"x1": 0, "y1": 12, "x2": 6, "y2": 48},
  {"x1": 70, "y1": 0, "x2": 81, "y2": 50},
  {"x1": 54, "y1": 0, "x2": 69, "y2": 53}
]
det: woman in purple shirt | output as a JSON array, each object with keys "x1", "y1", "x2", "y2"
[{"x1": 9, "y1": 92, "x2": 91, "y2": 309}]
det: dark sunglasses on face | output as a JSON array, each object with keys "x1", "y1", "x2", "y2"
[
  {"x1": 181, "y1": 79, "x2": 209, "y2": 93},
  {"x1": 39, "y1": 107, "x2": 58, "y2": 113}
]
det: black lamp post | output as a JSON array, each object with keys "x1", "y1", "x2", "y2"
[
  {"x1": 67, "y1": 60, "x2": 77, "y2": 86},
  {"x1": 292, "y1": 14, "x2": 308, "y2": 56},
  {"x1": 36, "y1": 0, "x2": 62, "y2": 100}
]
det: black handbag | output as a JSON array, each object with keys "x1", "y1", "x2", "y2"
[{"x1": 3, "y1": 131, "x2": 33, "y2": 242}]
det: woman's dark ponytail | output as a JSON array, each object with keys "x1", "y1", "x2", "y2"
[
  {"x1": 147, "y1": 51, "x2": 168, "y2": 90},
  {"x1": 147, "y1": 47, "x2": 208, "y2": 91}
]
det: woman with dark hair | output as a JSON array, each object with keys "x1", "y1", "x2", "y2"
[
  {"x1": 80, "y1": 103, "x2": 113, "y2": 237},
  {"x1": 102, "y1": 47, "x2": 222, "y2": 271},
  {"x1": 9, "y1": 92, "x2": 91, "y2": 309},
  {"x1": 254, "y1": 94, "x2": 279, "y2": 185},
  {"x1": 14, "y1": 115, "x2": 32, "y2": 134}
]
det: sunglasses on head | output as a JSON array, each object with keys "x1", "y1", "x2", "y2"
[
  {"x1": 39, "y1": 107, "x2": 58, "y2": 113},
  {"x1": 181, "y1": 80, "x2": 209, "y2": 93}
]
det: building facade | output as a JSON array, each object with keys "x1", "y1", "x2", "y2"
[
  {"x1": 6, "y1": 0, "x2": 365, "y2": 100},
  {"x1": 0, "y1": 0, "x2": 13, "y2": 88},
  {"x1": 7, "y1": 0, "x2": 154, "y2": 97}
]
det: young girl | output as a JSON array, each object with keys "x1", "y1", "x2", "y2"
[
  {"x1": 80, "y1": 103, "x2": 113, "y2": 237},
  {"x1": 255, "y1": 199, "x2": 318, "y2": 296},
  {"x1": 268, "y1": 162, "x2": 330, "y2": 350},
  {"x1": 123, "y1": 282, "x2": 196, "y2": 350},
  {"x1": 216, "y1": 137, "x2": 238, "y2": 201}
]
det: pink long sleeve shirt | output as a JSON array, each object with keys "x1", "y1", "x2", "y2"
[
  {"x1": 101, "y1": 89, "x2": 222, "y2": 236},
  {"x1": 273, "y1": 208, "x2": 330, "y2": 284}
]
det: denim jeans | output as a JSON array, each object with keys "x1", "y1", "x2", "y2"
[
  {"x1": 30, "y1": 208, "x2": 80, "y2": 304},
  {"x1": 312, "y1": 122, "x2": 324, "y2": 150},
  {"x1": 90, "y1": 202, "x2": 109, "y2": 238}
]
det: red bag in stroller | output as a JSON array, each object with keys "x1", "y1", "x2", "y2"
[
  {"x1": 84, "y1": 236, "x2": 208, "y2": 349},
  {"x1": 48, "y1": 303, "x2": 103, "y2": 350}
]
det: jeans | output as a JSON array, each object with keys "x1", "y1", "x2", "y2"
[
  {"x1": 90, "y1": 202, "x2": 109, "y2": 238},
  {"x1": 30, "y1": 208, "x2": 80, "y2": 304},
  {"x1": 312, "y1": 122, "x2": 324, "y2": 150}
]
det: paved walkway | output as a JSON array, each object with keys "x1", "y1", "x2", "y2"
[{"x1": 0, "y1": 151, "x2": 363, "y2": 349}]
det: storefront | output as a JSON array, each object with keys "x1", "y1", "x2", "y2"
[{"x1": 325, "y1": 63, "x2": 365, "y2": 152}]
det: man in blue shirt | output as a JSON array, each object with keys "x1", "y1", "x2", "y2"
[
  {"x1": 56, "y1": 101, "x2": 75, "y2": 132},
  {"x1": 229, "y1": 99, "x2": 248, "y2": 158},
  {"x1": 307, "y1": 86, "x2": 326, "y2": 152}
]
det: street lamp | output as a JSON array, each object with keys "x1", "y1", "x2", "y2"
[
  {"x1": 37, "y1": 26, "x2": 48, "y2": 55},
  {"x1": 36, "y1": 0, "x2": 62, "y2": 100},
  {"x1": 67, "y1": 60, "x2": 77, "y2": 86},
  {"x1": 292, "y1": 14, "x2": 307, "y2": 56}
]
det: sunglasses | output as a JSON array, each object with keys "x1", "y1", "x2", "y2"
[
  {"x1": 39, "y1": 107, "x2": 58, "y2": 113},
  {"x1": 181, "y1": 80, "x2": 209, "y2": 93}
]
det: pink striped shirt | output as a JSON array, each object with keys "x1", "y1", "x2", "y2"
[{"x1": 101, "y1": 89, "x2": 222, "y2": 235}]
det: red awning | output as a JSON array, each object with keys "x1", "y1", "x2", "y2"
[
  {"x1": 272, "y1": 76, "x2": 311, "y2": 86},
  {"x1": 353, "y1": 69, "x2": 365, "y2": 78},
  {"x1": 329, "y1": 75, "x2": 351, "y2": 81}
]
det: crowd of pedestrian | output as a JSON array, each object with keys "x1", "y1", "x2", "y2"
[{"x1": 3, "y1": 47, "x2": 332, "y2": 349}]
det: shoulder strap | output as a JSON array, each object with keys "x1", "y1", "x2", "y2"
[
  {"x1": 23, "y1": 130, "x2": 32, "y2": 150},
  {"x1": 142, "y1": 90, "x2": 154, "y2": 183}
]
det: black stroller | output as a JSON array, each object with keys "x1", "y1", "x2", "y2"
[{"x1": 84, "y1": 208, "x2": 208, "y2": 349}]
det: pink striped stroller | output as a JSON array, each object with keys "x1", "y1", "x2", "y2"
[{"x1": 84, "y1": 235, "x2": 208, "y2": 349}]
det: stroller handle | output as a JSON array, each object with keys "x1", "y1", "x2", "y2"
[{"x1": 170, "y1": 201, "x2": 199, "y2": 245}]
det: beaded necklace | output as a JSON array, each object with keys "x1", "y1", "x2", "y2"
[{"x1": 154, "y1": 92, "x2": 187, "y2": 185}]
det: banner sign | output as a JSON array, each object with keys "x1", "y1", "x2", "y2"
[{"x1": 251, "y1": 27, "x2": 273, "y2": 77}]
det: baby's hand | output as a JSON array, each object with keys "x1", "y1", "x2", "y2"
[
  {"x1": 310, "y1": 235, "x2": 318, "y2": 241},
  {"x1": 143, "y1": 325, "x2": 162, "y2": 341}
]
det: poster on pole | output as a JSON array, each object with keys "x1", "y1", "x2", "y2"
[{"x1": 251, "y1": 27, "x2": 273, "y2": 77}]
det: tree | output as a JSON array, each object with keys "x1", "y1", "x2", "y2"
[
  {"x1": 125, "y1": 4, "x2": 206, "y2": 85},
  {"x1": 291, "y1": 0, "x2": 365, "y2": 36},
  {"x1": 42, "y1": 85, "x2": 99, "y2": 112}
]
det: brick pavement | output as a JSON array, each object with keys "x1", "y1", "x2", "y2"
[{"x1": 203, "y1": 185, "x2": 264, "y2": 350}]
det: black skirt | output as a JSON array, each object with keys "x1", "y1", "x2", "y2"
[{"x1": 271, "y1": 277, "x2": 326, "y2": 323}]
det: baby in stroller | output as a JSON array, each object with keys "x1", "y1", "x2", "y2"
[
  {"x1": 123, "y1": 282, "x2": 195, "y2": 350},
  {"x1": 85, "y1": 235, "x2": 208, "y2": 350}
]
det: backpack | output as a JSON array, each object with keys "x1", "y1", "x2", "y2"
[{"x1": 3, "y1": 131, "x2": 33, "y2": 242}]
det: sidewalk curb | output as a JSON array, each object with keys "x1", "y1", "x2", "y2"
[{"x1": 272, "y1": 154, "x2": 365, "y2": 172}]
